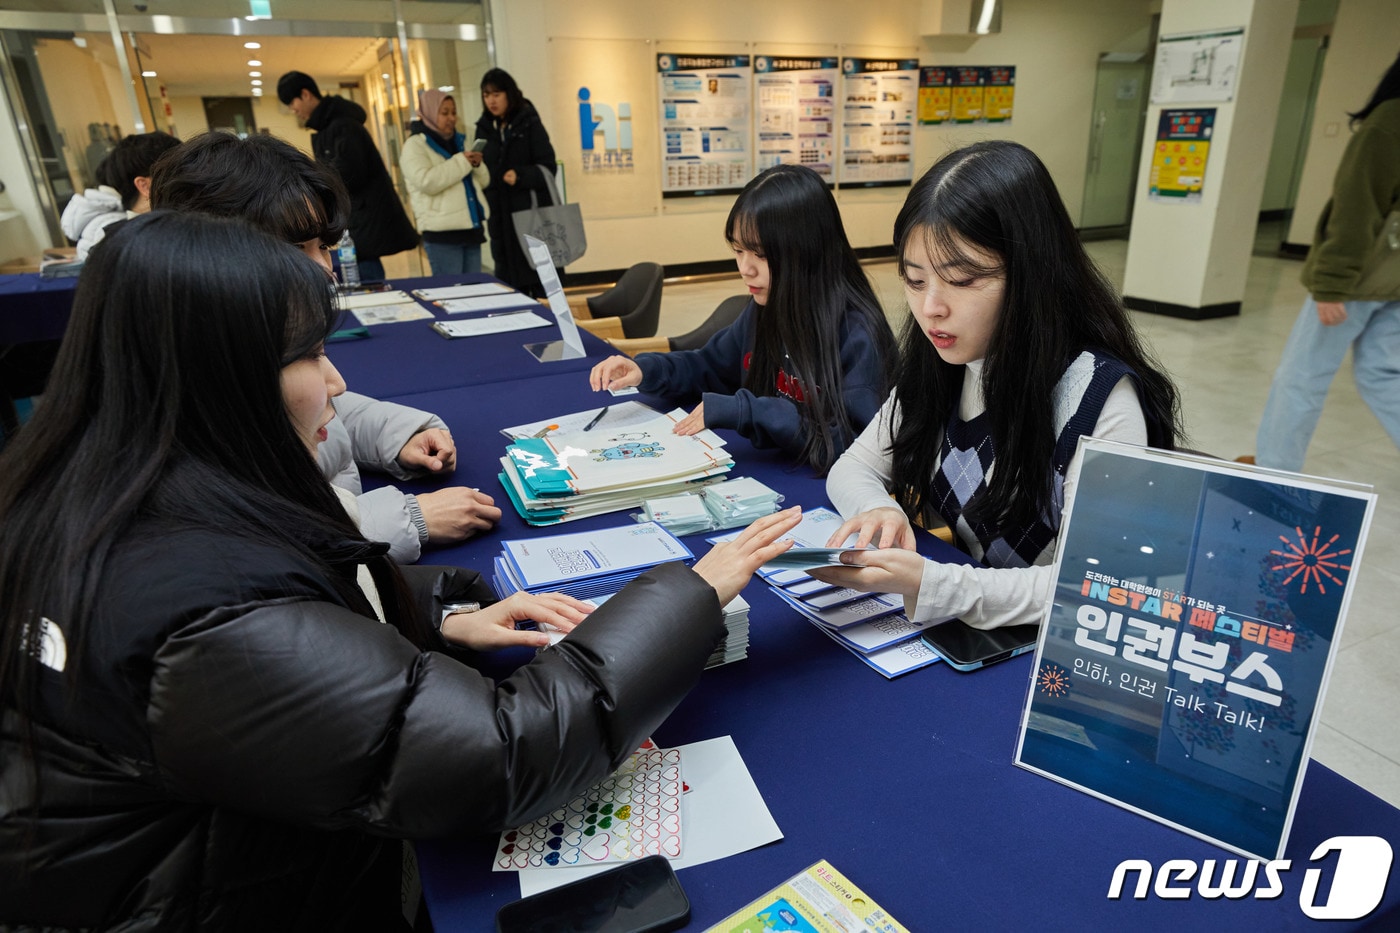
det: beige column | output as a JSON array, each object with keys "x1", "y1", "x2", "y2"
[{"x1": 1121, "y1": 0, "x2": 1297, "y2": 319}]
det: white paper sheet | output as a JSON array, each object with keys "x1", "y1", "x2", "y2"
[
  {"x1": 500, "y1": 400, "x2": 661, "y2": 440},
  {"x1": 413, "y1": 282, "x2": 512, "y2": 301},
  {"x1": 431, "y1": 312, "x2": 551, "y2": 338},
  {"x1": 438, "y1": 294, "x2": 544, "y2": 314},
  {"x1": 516, "y1": 735, "x2": 782, "y2": 897}
]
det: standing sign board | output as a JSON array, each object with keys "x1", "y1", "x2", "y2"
[{"x1": 1016, "y1": 439, "x2": 1375, "y2": 860}]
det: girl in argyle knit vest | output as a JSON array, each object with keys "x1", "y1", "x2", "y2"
[{"x1": 814, "y1": 141, "x2": 1181, "y2": 630}]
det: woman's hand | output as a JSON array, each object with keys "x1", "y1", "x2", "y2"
[
  {"x1": 589, "y1": 355, "x2": 644, "y2": 392},
  {"x1": 672, "y1": 402, "x2": 705, "y2": 435},
  {"x1": 691, "y1": 506, "x2": 803, "y2": 605},
  {"x1": 464, "y1": 150, "x2": 483, "y2": 168},
  {"x1": 808, "y1": 547, "x2": 927, "y2": 601},
  {"x1": 825, "y1": 507, "x2": 916, "y2": 550},
  {"x1": 503, "y1": 169, "x2": 518, "y2": 185},
  {"x1": 441, "y1": 591, "x2": 594, "y2": 650}
]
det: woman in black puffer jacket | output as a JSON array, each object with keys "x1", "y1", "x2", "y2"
[
  {"x1": 0, "y1": 212, "x2": 799, "y2": 931},
  {"x1": 475, "y1": 68, "x2": 560, "y2": 297}
]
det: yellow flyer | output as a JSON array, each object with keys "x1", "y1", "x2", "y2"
[{"x1": 707, "y1": 860, "x2": 909, "y2": 933}]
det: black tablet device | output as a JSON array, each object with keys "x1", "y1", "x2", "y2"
[
  {"x1": 495, "y1": 855, "x2": 689, "y2": 933},
  {"x1": 920, "y1": 619, "x2": 1040, "y2": 672}
]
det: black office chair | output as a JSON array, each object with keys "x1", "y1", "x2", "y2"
[
  {"x1": 578, "y1": 261, "x2": 664, "y2": 339},
  {"x1": 608, "y1": 294, "x2": 748, "y2": 357}
]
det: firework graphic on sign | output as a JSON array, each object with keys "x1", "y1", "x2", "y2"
[
  {"x1": 1269, "y1": 525, "x2": 1351, "y2": 595},
  {"x1": 1036, "y1": 662, "x2": 1071, "y2": 698}
]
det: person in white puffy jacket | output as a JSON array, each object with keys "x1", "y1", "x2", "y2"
[
  {"x1": 60, "y1": 131, "x2": 179, "y2": 259},
  {"x1": 401, "y1": 89, "x2": 490, "y2": 274}
]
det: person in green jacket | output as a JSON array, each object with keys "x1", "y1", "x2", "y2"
[{"x1": 1255, "y1": 52, "x2": 1400, "y2": 471}]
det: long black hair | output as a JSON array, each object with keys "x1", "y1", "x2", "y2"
[
  {"x1": 0, "y1": 213, "x2": 428, "y2": 746},
  {"x1": 725, "y1": 164, "x2": 896, "y2": 474},
  {"x1": 888, "y1": 140, "x2": 1180, "y2": 534},
  {"x1": 1349, "y1": 50, "x2": 1400, "y2": 126},
  {"x1": 480, "y1": 67, "x2": 526, "y2": 119},
  {"x1": 150, "y1": 131, "x2": 348, "y2": 247}
]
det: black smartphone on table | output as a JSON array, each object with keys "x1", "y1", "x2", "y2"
[
  {"x1": 920, "y1": 619, "x2": 1040, "y2": 671},
  {"x1": 495, "y1": 855, "x2": 689, "y2": 933}
]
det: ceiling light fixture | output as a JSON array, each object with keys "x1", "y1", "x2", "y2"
[
  {"x1": 249, "y1": 71, "x2": 261, "y2": 77},
  {"x1": 247, "y1": 60, "x2": 262, "y2": 67},
  {"x1": 141, "y1": 70, "x2": 157, "y2": 77},
  {"x1": 244, "y1": 42, "x2": 261, "y2": 49},
  {"x1": 251, "y1": 79, "x2": 263, "y2": 86}
]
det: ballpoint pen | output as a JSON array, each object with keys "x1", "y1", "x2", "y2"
[{"x1": 583, "y1": 406, "x2": 610, "y2": 431}]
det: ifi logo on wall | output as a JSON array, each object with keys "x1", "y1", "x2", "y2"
[
  {"x1": 578, "y1": 87, "x2": 633, "y2": 174},
  {"x1": 1108, "y1": 836, "x2": 1393, "y2": 920}
]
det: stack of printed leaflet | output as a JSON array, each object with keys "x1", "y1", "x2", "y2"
[
  {"x1": 491, "y1": 521, "x2": 751, "y2": 667},
  {"x1": 587, "y1": 591, "x2": 752, "y2": 669},
  {"x1": 639, "y1": 476, "x2": 784, "y2": 536},
  {"x1": 499, "y1": 410, "x2": 734, "y2": 526},
  {"x1": 491, "y1": 521, "x2": 693, "y2": 600},
  {"x1": 710, "y1": 507, "x2": 942, "y2": 678}
]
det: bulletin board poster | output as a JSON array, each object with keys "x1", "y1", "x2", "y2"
[
  {"x1": 657, "y1": 53, "x2": 752, "y2": 197},
  {"x1": 839, "y1": 57, "x2": 917, "y2": 189},
  {"x1": 951, "y1": 67, "x2": 985, "y2": 123},
  {"x1": 753, "y1": 55, "x2": 838, "y2": 181},
  {"x1": 1148, "y1": 108, "x2": 1214, "y2": 203},
  {"x1": 983, "y1": 66, "x2": 1015, "y2": 122},
  {"x1": 1016, "y1": 440, "x2": 1375, "y2": 861},
  {"x1": 918, "y1": 66, "x2": 953, "y2": 125}
]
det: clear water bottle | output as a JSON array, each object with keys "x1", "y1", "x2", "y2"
[{"x1": 336, "y1": 231, "x2": 360, "y2": 287}]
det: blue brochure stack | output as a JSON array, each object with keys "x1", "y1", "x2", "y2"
[
  {"x1": 492, "y1": 520, "x2": 751, "y2": 668},
  {"x1": 710, "y1": 507, "x2": 943, "y2": 678}
]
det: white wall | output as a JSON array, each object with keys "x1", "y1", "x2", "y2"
[
  {"x1": 491, "y1": 0, "x2": 1159, "y2": 273},
  {"x1": 1285, "y1": 0, "x2": 1400, "y2": 246}
]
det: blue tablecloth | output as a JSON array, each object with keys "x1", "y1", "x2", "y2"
[
  {"x1": 0, "y1": 272, "x2": 77, "y2": 344},
  {"x1": 358, "y1": 375, "x2": 1400, "y2": 931},
  {"x1": 325, "y1": 275, "x2": 614, "y2": 397}
]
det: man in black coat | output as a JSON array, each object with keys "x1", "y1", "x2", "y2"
[{"x1": 277, "y1": 71, "x2": 418, "y2": 282}]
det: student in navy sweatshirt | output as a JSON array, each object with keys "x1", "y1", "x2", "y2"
[{"x1": 589, "y1": 164, "x2": 897, "y2": 475}]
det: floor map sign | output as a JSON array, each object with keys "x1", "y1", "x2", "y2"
[
  {"x1": 839, "y1": 57, "x2": 916, "y2": 188},
  {"x1": 1016, "y1": 439, "x2": 1375, "y2": 860},
  {"x1": 658, "y1": 53, "x2": 751, "y2": 197},
  {"x1": 754, "y1": 55, "x2": 838, "y2": 181},
  {"x1": 1149, "y1": 108, "x2": 1214, "y2": 203},
  {"x1": 918, "y1": 66, "x2": 953, "y2": 124}
]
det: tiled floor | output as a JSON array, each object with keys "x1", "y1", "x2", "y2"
[{"x1": 614, "y1": 238, "x2": 1400, "y2": 810}]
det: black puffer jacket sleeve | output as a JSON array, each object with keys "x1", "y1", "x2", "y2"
[{"x1": 146, "y1": 562, "x2": 722, "y2": 837}]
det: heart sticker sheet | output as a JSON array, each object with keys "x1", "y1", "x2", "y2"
[{"x1": 493, "y1": 743, "x2": 683, "y2": 870}]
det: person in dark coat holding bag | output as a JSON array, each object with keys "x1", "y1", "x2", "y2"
[
  {"x1": 278, "y1": 71, "x2": 419, "y2": 283},
  {"x1": 475, "y1": 68, "x2": 559, "y2": 296}
]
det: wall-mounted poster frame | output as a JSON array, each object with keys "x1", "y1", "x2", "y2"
[
  {"x1": 1148, "y1": 107, "x2": 1215, "y2": 203},
  {"x1": 838, "y1": 57, "x2": 917, "y2": 189},
  {"x1": 951, "y1": 66, "x2": 985, "y2": 123},
  {"x1": 753, "y1": 54, "x2": 839, "y2": 184},
  {"x1": 1150, "y1": 28, "x2": 1244, "y2": 105},
  {"x1": 550, "y1": 37, "x2": 661, "y2": 220},
  {"x1": 657, "y1": 52, "x2": 752, "y2": 198},
  {"x1": 918, "y1": 66, "x2": 953, "y2": 125}
]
